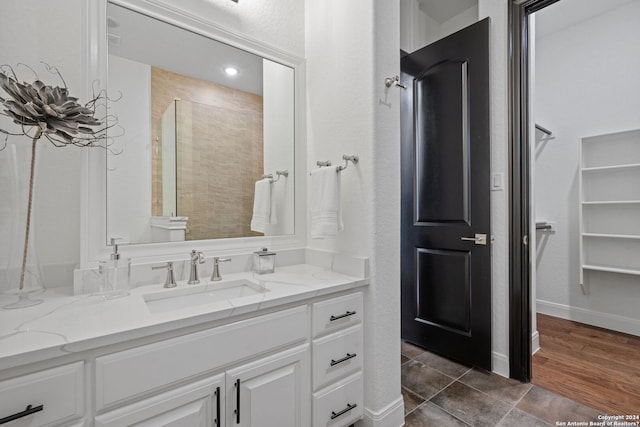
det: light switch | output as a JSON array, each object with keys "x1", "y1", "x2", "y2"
[{"x1": 491, "y1": 173, "x2": 504, "y2": 191}]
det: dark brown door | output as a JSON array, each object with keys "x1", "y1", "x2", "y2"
[{"x1": 400, "y1": 18, "x2": 492, "y2": 370}]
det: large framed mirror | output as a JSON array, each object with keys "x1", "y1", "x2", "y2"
[{"x1": 104, "y1": 1, "x2": 296, "y2": 246}]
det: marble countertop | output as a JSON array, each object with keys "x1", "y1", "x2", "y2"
[{"x1": 0, "y1": 264, "x2": 367, "y2": 371}]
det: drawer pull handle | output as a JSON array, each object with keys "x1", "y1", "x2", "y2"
[
  {"x1": 330, "y1": 310, "x2": 356, "y2": 321},
  {"x1": 330, "y1": 352, "x2": 357, "y2": 366},
  {"x1": 234, "y1": 379, "x2": 241, "y2": 424},
  {"x1": 0, "y1": 404, "x2": 44, "y2": 424},
  {"x1": 330, "y1": 403, "x2": 357, "y2": 420},
  {"x1": 214, "y1": 386, "x2": 220, "y2": 427}
]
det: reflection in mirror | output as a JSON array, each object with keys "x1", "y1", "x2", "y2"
[{"x1": 106, "y1": 2, "x2": 295, "y2": 244}]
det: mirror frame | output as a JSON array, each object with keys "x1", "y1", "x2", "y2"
[{"x1": 81, "y1": 0, "x2": 306, "y2": 267}]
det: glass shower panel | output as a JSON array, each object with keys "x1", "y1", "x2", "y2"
[{"x1": 161, "y1": 101, "x2": 177, "y2": 217}]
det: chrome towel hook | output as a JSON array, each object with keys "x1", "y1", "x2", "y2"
[{"x1": 384, "y1": 75, "x2": 406, "y2": 89}]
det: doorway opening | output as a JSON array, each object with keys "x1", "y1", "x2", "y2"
[{"x1": 510, "y1": 0, "x2": 640, "y2": 415}]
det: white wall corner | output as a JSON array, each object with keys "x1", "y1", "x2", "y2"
[
  {"x1": 360, "y1": 395, "x2": 405, "y2": 427},
  {"x1": 532, "y1": 330, "x2": 540, "y2": 355},
  {"x1": 492, "y1": 351, "x2": 510, "y2": 378}
]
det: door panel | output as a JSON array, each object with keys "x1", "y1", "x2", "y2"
[
  {"x1": 401, "y1": 18, "x2": 491, "y2": 370},
  {"x1": 415, "y1": 248, "x2": 471, "y2": 334},
  {"x1": 415, "y1": 59, "x2": 470, "y2": 224}
]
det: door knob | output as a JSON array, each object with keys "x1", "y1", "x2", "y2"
[{"x1": 461, "y1": 233, "x2": 487, "y2": 245}]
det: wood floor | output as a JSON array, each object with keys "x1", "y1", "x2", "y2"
[{"x1": 533, "y1": 313, "x2": 640, "y2": 415}]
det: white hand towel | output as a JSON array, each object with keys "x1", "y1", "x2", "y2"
[
  {"x1": 251, "y1": 178, "x2": 277, "y2": 233},
  {"x1": 310, "y1": 166, "x2": 343, "y2": 239}
]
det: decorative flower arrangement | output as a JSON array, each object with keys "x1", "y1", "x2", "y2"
[{"x1": 0, "y1": 63, "x2": 116, "y2": 298}]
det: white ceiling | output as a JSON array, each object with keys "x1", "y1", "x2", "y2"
[
  {"x1": 535, "y1": 0, "x2": 638, "y2": 38},
  {"x1": 417, "y1": 0, "x2": 477, "y2": 24},
  {"x1": 107, "y1": 3, "x2": 265, "y2": 95}
]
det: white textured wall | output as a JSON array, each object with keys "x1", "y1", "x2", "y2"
[
  {"x1": 400, "y1": 0, "x2": 478, "y2": 53},
  {"x1": 400, "y1": 0, "x2": 440, "y2": 53},
  {"x1": 107, "y1": 55, "x2": 152, "y2": 244},
  {"x1": 478, "y1": 0, "x2": 510, "y2": 376},
  {"x1": 306, "y1": 0, "x2": 403, "y2": 424},
  {"x1": 0, "y1": 0, "x2": 85, "y2": 288},
  {"x1": 534, "y1": 0, "x2": 640, "y2": 331},
  {"x1": 263, "y1": 59, "x2": 295, "y2": 236},
  {"x1": 441, "y1": 6, "x2": 479, "y2": 38}
]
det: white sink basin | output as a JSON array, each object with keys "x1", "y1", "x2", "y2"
[{"x1": 144, "y1": 280, "x2": 269, "y2": 313}]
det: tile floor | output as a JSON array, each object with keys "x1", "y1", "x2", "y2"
[{"x1": 401, "y1": 341, "x2": 604, "y2": 426}]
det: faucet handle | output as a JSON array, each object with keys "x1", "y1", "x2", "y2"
[
  {"x1": 152, "y1": 261, "x2": 177, "y2": 288},
  {"x1": 191, "y1": 250, "x2": 205, "y2": 264},
  {"x1": 211, "y1": 257, "x2": 231, "y2": 281}
]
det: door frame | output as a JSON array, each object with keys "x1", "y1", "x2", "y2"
[{"x1": 508, "y1": 0, "x2": 559, "y2": 382}]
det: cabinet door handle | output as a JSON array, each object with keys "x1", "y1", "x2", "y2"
[
  {"x1": 214, "y1": 387, "x2": 220, "y2": 427},
  {"x1": 330, "y1": 352, "x2": 357, "y2": 366},
  {"x1": 0, "y1": 404, "x2": 44, "y2": 424},
  {"x1": 234, "y1": 379, "x2": 241, "y2": 424},
  {"x1": 330, "y1": 403, "x2": 357, "y2": 420},
  {"x1": 330, "y1": 310, "x2": 356, "y2": 321}
]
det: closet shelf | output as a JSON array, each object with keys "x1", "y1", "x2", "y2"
[
  {"x1": 583, "y1": 265, "x2": 640, "y2": 276},
  {"x1": 580, "y1": 129, "x2": 640, "y2": 291},
  {"x1": 582, "y1": 200, "x2": 640, "y2": 205},
  {"x1": 582, "y1": 233, "x2": 640, "y2": 240},
  {"x1": 581, "y1": 163, "x2": 640, "y2": 173}
]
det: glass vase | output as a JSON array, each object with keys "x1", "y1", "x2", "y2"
[{"x1": 0, "y1": 143, "x2": 45, "y2": 309}]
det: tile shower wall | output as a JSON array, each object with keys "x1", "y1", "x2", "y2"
[{"x1": 151, "y1": 67, "x2": 263, "y2": 239}]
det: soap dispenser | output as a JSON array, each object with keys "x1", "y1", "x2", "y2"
[
  {"x1": 252, "y1": 248, "x2": 276, "y2": 274},
  {"x1": 95, "y1": 238, "x2": 131, "y2": 299}
]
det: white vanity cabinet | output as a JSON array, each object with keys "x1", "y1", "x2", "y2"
[
  {"x1": 0, "y1": 288, "x2": 365, "y2": 427},
  {"x1": 93, "y1": 305, "x2": 309, "y2": 427},
  {"x1": 311, "y1": 293, "x2": 364, "y2": 427},
  {"x1": 0, "y1": 362, "x2": 84, "y2": 426},
  {"x1": 95, "y1": 374, "x2": 224, "y2": 427},
  {"x1": 226, "y1": 345, "x2": 309, "y2": 427}
]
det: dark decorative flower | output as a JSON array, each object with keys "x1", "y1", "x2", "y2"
[
  {"x1": 0, "y1": 63, "x2": 118, "y2": 293},
  {"x1": 0, "y1": 63, "x2": 116, "y2": 148}
]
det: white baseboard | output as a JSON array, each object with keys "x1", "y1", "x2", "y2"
[
  {"x1": 360, "y1": 396, "x2": 405, "y2": 427},
  {"x1": 537, "y1": 299, "x2": 640, "y2": 337},
  {"x1": 492, "y1": 351, "x2": 509, "y2": 378},
  {"x1": 532, "y1": 331, "x2": 540, "y2": 355}
]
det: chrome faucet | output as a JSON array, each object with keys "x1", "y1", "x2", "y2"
[
  {"x1": 188, "y1": 250, "x2": 205, "y2": 285},
  {"x1": 152, "y1": 262, "x2": 177, "y2": 288},
  {"x1": 210, "y1": 257, "x2": 231, "y2": 281}
]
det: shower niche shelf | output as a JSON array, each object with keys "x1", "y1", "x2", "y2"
[{"x1": 580, "y1": 129, "x2": 640, "y2": 287}]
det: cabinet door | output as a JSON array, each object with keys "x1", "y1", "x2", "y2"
[
  {"x1": 95, "y1": 374, "x2": 224, "y2": 427},
  {"x1": 226, "y1": 345, "x2": 310, "y2": 427}
]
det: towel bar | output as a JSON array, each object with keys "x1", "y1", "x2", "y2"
[
  {"x1": 312, "y1": 155, "x2": 359, "y2": 174},
  {"x1": 261, "y1": 170, "x2": 289, "y2": 183}
]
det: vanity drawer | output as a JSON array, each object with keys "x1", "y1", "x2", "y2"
[
  {"x1": 312, "y1": 292, "x2": 363, "y2": 338},
  {"x1": 0, "y1": 362, "x2": 84, "y2": 426},
  {"x1": 96, "y1": 305, "x2": 308, "y2": 411},
  {"x1": 312, "y1": 325, "x2": 363, "y2": 391},
  {"x1": 312, "y1": 372, "x2": 363, "y2": 427}
]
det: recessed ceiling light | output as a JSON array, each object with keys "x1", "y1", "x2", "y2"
[{"x1": 225, "y1": 67, "x2": 239, "y2": 76}]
